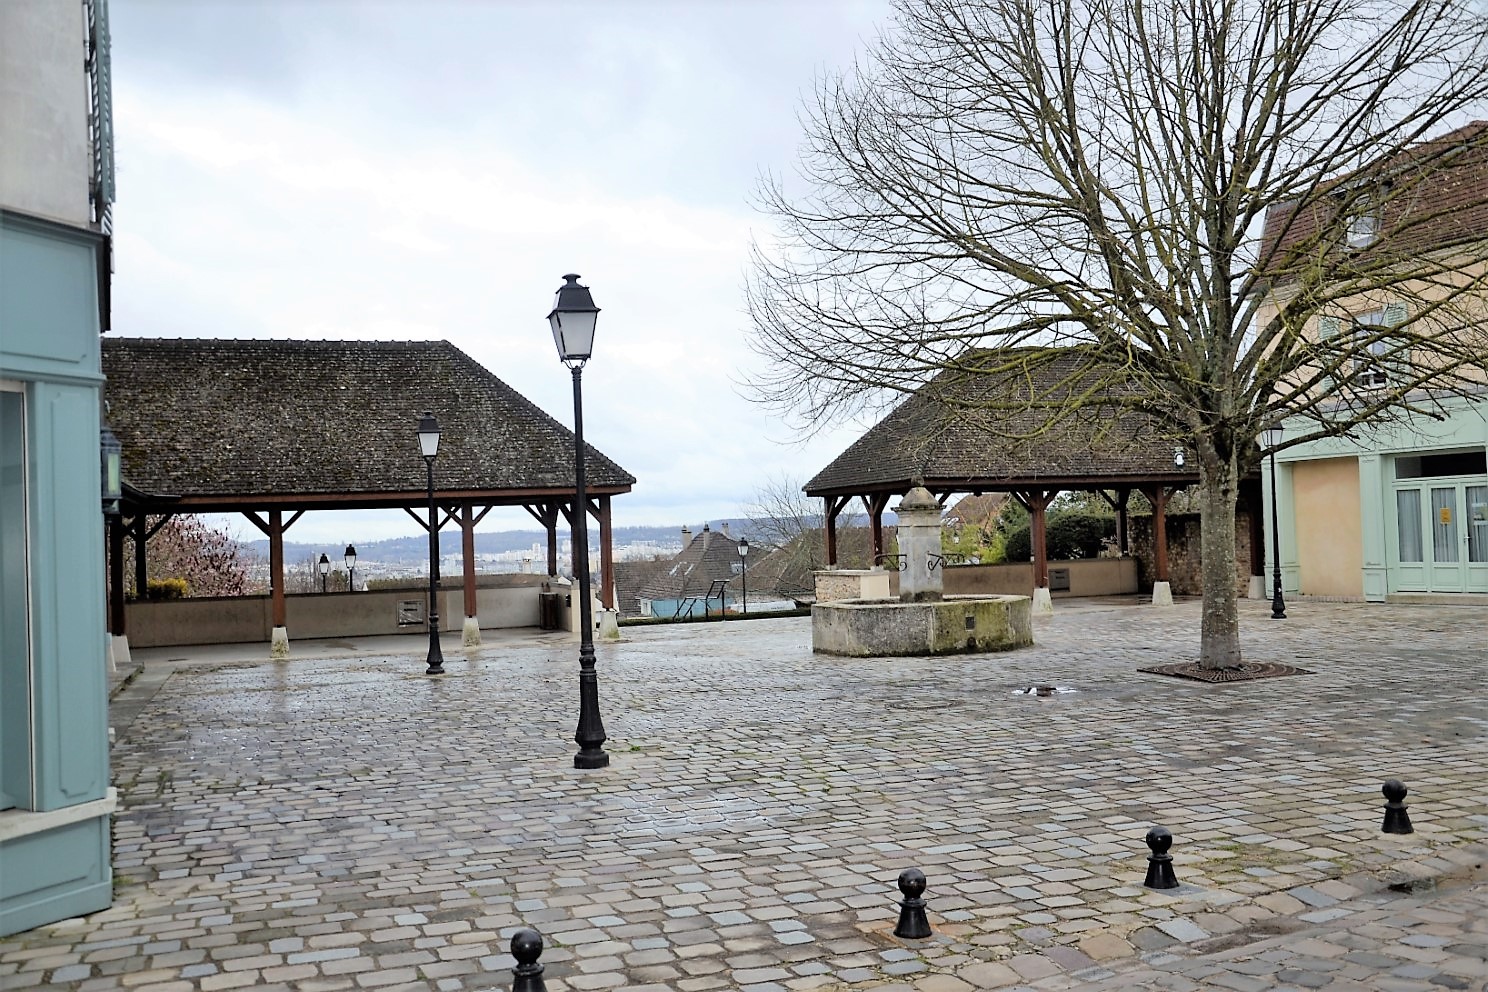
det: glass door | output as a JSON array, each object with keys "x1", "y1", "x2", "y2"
[
  {"x1": 0, "y1": 386, "x2": 32, "y2": 810},
  {"x1": 1428, "y1": 487, "x2": 1462, "y2": 591},
  {"x1": 1468, "y1": 484, "x2": 1488, "y2": 593}
]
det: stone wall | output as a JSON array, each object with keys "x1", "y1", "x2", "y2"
[{"x1": 1129, "y1": 509, "x2": 1256, "y2": 597}]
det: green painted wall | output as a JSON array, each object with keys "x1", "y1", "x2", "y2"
[{"x1": 0, "y1": 211, "x2": 112, "y2": 935}]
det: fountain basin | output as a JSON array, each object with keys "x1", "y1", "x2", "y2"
[{"x1": 812, "y1": 595, "x2": 1034, "y2": 657}]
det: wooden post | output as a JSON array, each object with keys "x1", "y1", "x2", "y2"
[
  {"x1": 461, "y1": 505, "x2": 478, "y2": 621},
  {"x1": 108, "y1": 515, "x2": 126, "y2": 637},
  {"x1": 824, "y1": 496, "x2": 846, "y2": 566},
  {"x1": 268, "y1": 509, "x2": 286, "y2": 628},
  {"x1": 132, "y1": 513, "x2": 147, "y2": 597},
  {"x1": 1152, "y1": 487, "x2": 1170, "y2": 583},
  {"x1": 598, "y1": 494, "x2": 615, "y2": 610},
  {"x1": 1029, "y1": 491, "x2": 1053, "y2": 590},
  {"x1": 867, "y1": 493, "x2": 890, "y2": 563},
  {"x1": 546, "y1": 503, "x2": 559, "y2": 576}
]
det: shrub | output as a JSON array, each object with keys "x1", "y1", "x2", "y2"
[
  {"x1": 1003, "y1": 512, "x2": 1115, "y2": 561},
  {"x1": 145, "y1": 577, "x2": 189, "y2": 600}
]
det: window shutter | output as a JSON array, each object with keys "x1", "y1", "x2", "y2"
[
  {"x1": 1318, "y1": 316, "x2": 1339, "y2": 388},
  {"x1": 1383, "y1": 302, "x2": 1409, "y2": 383}
]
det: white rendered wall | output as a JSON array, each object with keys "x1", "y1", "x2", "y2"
[{"x1": 0, "y1": 1, "x2": 91, "y2": 224}]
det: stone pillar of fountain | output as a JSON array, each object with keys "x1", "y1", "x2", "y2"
[{"x1": 896, "y1": 486, "x2": 944, "y2": 602}]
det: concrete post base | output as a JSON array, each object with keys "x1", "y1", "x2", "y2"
[
  {"x1": 107, "y1": 634, "x2": 130, "y2": 670},
  {"x1": 1031, "y1": 586, "x2": 1054, "y2": 616},
  {"x1": 1151, "y1": 581, "x2": 1174, "y2": 607},
  {"x1": 597, "y1": 609, "x2": 620, "y2": 641},
  {"x1": 1246, "y1": 575, "x2": 1265, "y2": 599},
  {"x1": 462, "y1": 617, "x2": 482, "y2": 647},
  {"x1": 270, "y1": 626, "x2": 290, "y2": 660}
]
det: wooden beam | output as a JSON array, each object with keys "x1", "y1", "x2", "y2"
[{"x1": 824, "y1": 495, "x2": 848, "y2": 566}]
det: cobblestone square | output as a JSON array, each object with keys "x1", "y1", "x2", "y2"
[{"x1": 3, "y1": 599, "x2": 1485, "y2": 991}]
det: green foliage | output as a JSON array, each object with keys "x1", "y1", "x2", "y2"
[
  {"x1": 942, "y1": 523, "x2": 1006, "y2": 564},
  {"x1": 145, "y1": 577, "x2": 189, "y2": 600},
  {"x1": 1004, "y1": 512, "x2": 1115, "y2": 562}
]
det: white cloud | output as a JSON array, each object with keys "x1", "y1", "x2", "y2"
[{"x1": 109, "y1": 0, "x2": 892, "y2": 541}]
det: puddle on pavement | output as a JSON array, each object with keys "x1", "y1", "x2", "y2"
[{"x1": 1013, "y1": 685, "x2": 1077, "y2": 697}]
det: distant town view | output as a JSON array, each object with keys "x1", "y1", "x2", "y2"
[{"x1": 241, "y1": 522, "x2": 742, "y2": 586}]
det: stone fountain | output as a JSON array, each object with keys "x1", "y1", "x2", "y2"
[{"x1": 812, "y1": 486, "x2": 1034, "y2": 656}]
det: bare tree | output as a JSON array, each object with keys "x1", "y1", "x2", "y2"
[
  {"x1": 124, "y1": 515, "x2": 259, "y2": 597},
  {"x1": 748, "y1": 0, "x2": 1488, "y2": 667},
  {"x1": 741, "y1": 474, "x2": 877, "y2": 598}
]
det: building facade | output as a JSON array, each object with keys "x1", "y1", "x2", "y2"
[
  {"x1": 0, "y1": 0, "x2": 117, "y2": 935},
  {"x1": 1260, "y1": 124, "x2": 1488, "y2": 601}
]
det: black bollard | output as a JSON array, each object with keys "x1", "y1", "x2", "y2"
[
  {"x1": 510, "y1": 927, "x2": 547, "y2": 992},
  {"x1": 1143, "y1": 826, "x2": 1179, "y2": 889},
  {"x1": 893, "y1": 867, "x2": 932, "y2": 939},
  {"x1": 1381, "y1": 780, "x2": 1414, "y2": 835}
]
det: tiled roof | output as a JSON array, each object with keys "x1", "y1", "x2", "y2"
[
  {"x1": 805, "y1": 349, "x2": 1185, "y2": 495},
  {"x1": 638, "y1": 526, "x2": 744, "y2": 601},
  {"x1": 612, "y1": 559, "x2": 671, "y2": 617},
  {"x1": 102, "y1": 338, "x2": 635, "y2": 502},
  {"x1": 1260, "y1": 121, "x2": 1488, "y2": 273}
]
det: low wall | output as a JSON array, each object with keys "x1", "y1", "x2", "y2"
[
  {"x1": 938, "y1": 557, "x2": 1138, "y2": 598},
  {"x1": 126, "y1": 578, "x2": 549, "y2": 648},
  {"x1": 814, "y1": 570, "x2": 893, "y2": 603}
]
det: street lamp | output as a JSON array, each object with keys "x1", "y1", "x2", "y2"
[
  {"x1": 737, "y1": 538, "x2": 749, "y2": 615},
  {"x1": 344, "y1": 544, "x2": 357, "y2": 591},
  {"x1": 318, "y1": 553, "x2": 330, "y2": 593},
  {"x1": 1262, "y1": 424, "x2": 1287, "y2": 620},
  {"x1": 549, "y1": 273, "x2": 608, "y2": 770},
  {"x1": 417, "y1": 411, "x2": 445, "y2": 674}
]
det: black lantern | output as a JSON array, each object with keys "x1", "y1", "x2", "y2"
[
  {"x1": 344, "y1": 544, "x2": 357, "y2": 591},
  {"x1": 550, "y1": 274, "x2": 608, "y2": 769},
  {"x1": 417, "y1": 412, "x2": 444, "y2": 674},
  {"x1": 318, "y1": 553, "x2": 330, "y2": 593},
  {"x1": 100, "y1": 424, "x2": 122, "y2": 515},
  {"x1": 1262, "y1": 424, "x2": 1287, "y2": 620}
]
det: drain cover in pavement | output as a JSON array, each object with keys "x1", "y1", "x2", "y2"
[{"x1": 1139, "y1": 661, "x2": 1312, "y2": 683}]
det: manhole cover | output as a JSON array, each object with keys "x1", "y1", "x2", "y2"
[{"x1": 1013, "y1": 685, "x2": 1076, "y2": 696}]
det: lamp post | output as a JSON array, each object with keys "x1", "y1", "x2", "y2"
[
  {"x1": 1262, "y1": 424, "x2": 1287, "y2": 620},
  {"x1": 344, "y1": 544, "x2": 357, "y2": 591},
  {"x1": 548, "y1": 273, "x2": 608, "y2": 769},
  {"x1": 737, "y1": 538, "x2": 749, "y2": 615},
  {"x1": 318, "y1": 553, "x2": 330, "y2": 593},
  {"x1": 417, "y1": 412, "x2": 445, "y2": 674}
]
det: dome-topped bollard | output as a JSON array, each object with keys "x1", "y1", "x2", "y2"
[
  {"x1": 893, "y1": 867, "x2": 932, "y2": 939},
  {"x1": 1382, "y1": 780, "x2": 1414, "y2": 835},
  {"x1": 1143, "y1": 826, "x2": 1179, "y2": 889},
  {"x1": 510, "y1": 927, "x2": 547, "y2": 992}
]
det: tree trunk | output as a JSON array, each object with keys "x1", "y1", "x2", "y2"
[{"x1": 1198, "y1": 459, "x2": 1242, "y2": 669}]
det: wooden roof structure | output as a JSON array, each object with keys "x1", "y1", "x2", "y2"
[
  {"x1": 100, "y1": 337, "x2": 635, "y2": 645},
  {"x1": 103, "y1": 337, "x2": 634, "y2": 510},
  {"x1": 804, "y1": 349, "x2": 1262, "y2": 591}
]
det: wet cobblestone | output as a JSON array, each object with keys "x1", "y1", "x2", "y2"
[{"x1": 2, "y1": 598, "x2": 1485, "y2": 990}]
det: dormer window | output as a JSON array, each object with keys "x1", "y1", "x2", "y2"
[{"x1": 1346, "y1": 208, "x2": 1380, "y2": 249}]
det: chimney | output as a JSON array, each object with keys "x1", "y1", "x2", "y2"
[
  {"x1": 702, "y1": 522, "x2": 710, "y2": 532},
  {"x1": 681, "y1": 525, "x2": 692, "y2": 544},
  {"x1": 720, "y1": 522, "x2": 730, "y2": 537}
]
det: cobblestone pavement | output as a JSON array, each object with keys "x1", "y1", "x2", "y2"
[{"x1": 3, "y1": 599, "x2": 1485, "y2": 991}]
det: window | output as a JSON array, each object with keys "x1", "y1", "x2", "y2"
[
  {"x1": 1346, "y1": 209, "x2": 1380, "y2": 249},
  {"x1": 1395, "y1": 450, "x2": 1487, "y2": 480},
  {"x1": 1396, "y1": 489, "x2": 1423, "y2": 563},
  {"x1": 1352, "y1": 308, "x2": 1389, "y2": 387},
  {"x1": 0, "y1": 385, "x2": 32, "y2": 811}
]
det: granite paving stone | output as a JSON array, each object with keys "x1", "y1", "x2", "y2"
[{"x1": 4, "y1": 601, "x2": 1485, "y2": 991}]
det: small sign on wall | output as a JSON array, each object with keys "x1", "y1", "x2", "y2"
[
  {"x1": 1438, "y1": 506, "x2": 1453, "y2": 526},
  {"x1": 397, "y1": 600, "x2": 425, "y2": 626}
]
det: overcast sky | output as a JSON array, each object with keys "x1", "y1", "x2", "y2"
[{"x1": 109, "y1": 0, "x2": 895, "y2": 544}]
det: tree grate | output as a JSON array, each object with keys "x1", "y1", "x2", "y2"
[{"x1": 1138, "y1": 661, "x2": 1312, "y2": 683}]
